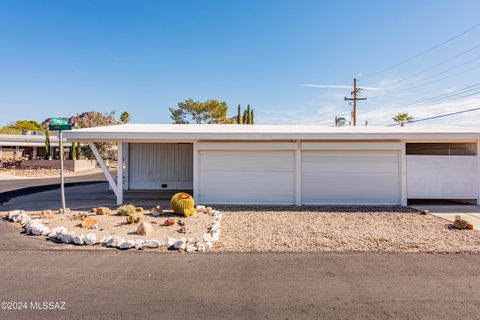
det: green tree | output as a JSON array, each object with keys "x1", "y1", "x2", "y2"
[
  {"x1": 236, "y1": 105, "x2": 255, "y2": 124},
  {"x1": 237, "y1": 104, "x2": 242, "y2": 124},
  {"x1": 392, "y1": 112, "x2": 413, "y2": 127},
  {"x1": 70, "y1": 142, "x2": 77, "y2": 160},
  {"x1": 6, "y1": 120, "x2": 44, "y2": 132},
  {"x1": 120, "y1": 111, "x2": 131, "y2": 124},
  {"x1": 169, "y1": 99, "x2": 233, "y2": 124}
]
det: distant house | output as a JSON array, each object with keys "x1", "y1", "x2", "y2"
[
  {"x1": 0, "y1": 132, "x2": 71, "y2": 160},
  {"x1": 64, "y1": 124, "x2": 480, "y2": 206}
]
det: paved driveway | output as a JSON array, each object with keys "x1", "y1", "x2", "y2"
[
  {"x1": 413, "y1": 205, "x2": 480, "y2": 229},
  {"x1": 0, "y1": 221, "x2": 480, "y2": 320}
]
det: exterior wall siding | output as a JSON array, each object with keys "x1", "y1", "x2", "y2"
[{"x1": 129, "y1": 143, "x2": 193, "y2": 190}]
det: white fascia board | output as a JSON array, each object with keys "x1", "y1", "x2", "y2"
[
  {"x1": 197, "y1": 142, "x2": 297, "y2": 151},
  {"x1": 302, "y1": 142, "x2": 403, "y2": 151},
  {"x1": 63, "y1": 131, "x2": 480, "y2": 142}
]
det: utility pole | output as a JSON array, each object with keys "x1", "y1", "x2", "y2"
[{"x1": 344, "y1": 78, "x2": 367, "y2": 126}]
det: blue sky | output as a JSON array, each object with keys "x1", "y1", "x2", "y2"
[{"x1": 1, "y1": 0, "x2": 480, "y2": 127}]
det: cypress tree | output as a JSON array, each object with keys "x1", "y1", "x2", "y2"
[
  {"x1": 237, "y1": 104, "x2": 242, "y2": 124},
  {"x1": 71, "y1": 143, "x2": 77, "y2": 160},
  {"x1": 250, "y1": 109, "x2": 254, "y2": 124}
]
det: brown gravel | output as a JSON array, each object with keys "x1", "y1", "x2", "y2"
[
  {"x1": 0, "y1": 168, "x2": 74, "y2": 177},
  {"x1": 213, "y1": 206, "x2": 480, "y2": 253}
]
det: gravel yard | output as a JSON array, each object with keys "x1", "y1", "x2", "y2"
[
  {"x1": 6, "y1": 209, "x2": 212, "y2": 245},
  {"x1": 0, "y1": 168, "x2": 74, "y2": 177},
  {"x1": 213, "y1": 206, "x2": 480, "y2": 253}
]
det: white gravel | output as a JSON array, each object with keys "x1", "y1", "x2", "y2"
[{"x1": 213, "y1": 206, "x2": 480, "y2": 253}]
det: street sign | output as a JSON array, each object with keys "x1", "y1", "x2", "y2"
[
  {"x1": 49, "y1": 118, "x2": 72, "y2": 131},
  {"x1": 48, "y1": 117, "x2": 72, "y2": 213}
]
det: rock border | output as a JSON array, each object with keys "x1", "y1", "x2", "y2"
[{"x1": 5, "y1": 205, "x2": 222, "y2": 253}]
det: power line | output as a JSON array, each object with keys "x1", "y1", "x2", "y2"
[
  {"x1": 387, "y1": 107, "x2": 480, "y2": 126},
  {"x1": 373, "y1": 56, "x2": 480, "y2": 97},
  {"x1": 374, "y1": 82, "x2": 480, "y2": 114},
  {"x1": 374, "y1": 43, "x2": 480, "y2": 89},
  {"x1": 361, "y1": 22, "x2": 480, "y2": 79},
  {"x1": 364, "y1": 85, "x2": 480, "y2": 120}
]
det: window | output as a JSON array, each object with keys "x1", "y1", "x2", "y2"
[{"x1": 406, "y1": 143, "x2": 477, "y2": 156}]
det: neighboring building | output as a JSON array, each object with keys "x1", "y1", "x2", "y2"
[
  {"x1": 64, "y1": 124, "x2": 480, "y2": 206},
  {"x1": 0, "y1": 133, "x2": 72, "y2": 160}
]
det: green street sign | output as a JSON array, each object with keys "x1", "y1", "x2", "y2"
[
  {"x1": 49, "y1": 118, "x2": 72, "y2": 131},
  {"x1": 51, "y1": 118, "x2": 69, "y2": 126}
]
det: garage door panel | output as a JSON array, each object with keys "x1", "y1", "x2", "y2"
[
  {"x1": 302, "y1": 175, "x2": 400, "y2": 204},
  {"x1": 301, "y1": 151, "x2": 401, "y2": 205},
  {"x1": 198, "y1": 151, "x2": 295, "y2": 204},
  {"x1": 302, "y1": 152, "x2": 399, "y2": 174},
  {"x1": 199, "y1": 152, "x2": 293, "y2": 172}
]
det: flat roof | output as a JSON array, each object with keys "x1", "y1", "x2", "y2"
[
  {"x1": 0, "y1": 134, "x2": 70, "y2": 147},
  {"x1": 62, "y1": 124, "x2": 480, "y2": 142}
]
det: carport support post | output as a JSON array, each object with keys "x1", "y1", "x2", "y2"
[
  {"x1": 117, "y1": 142, "x2": 123, "y2": 205},
  {"x1": 193, "y1": 142, "x2": 199, "y2": 202},
  {"x1": 88, "y1": 142, "x2": 121, "y2": 204},
  {"x1": 295, "y1": 141, "x2": 301, "y2": 206}
]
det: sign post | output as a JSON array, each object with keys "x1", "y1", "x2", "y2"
[{"x1": 49, "y1": 118, "x2": 72, "y2": 213}]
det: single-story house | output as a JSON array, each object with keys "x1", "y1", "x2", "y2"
[
  {"x1": 0, "y1": 133, "x2": 73, "y2": 160},
  {"x1": 63, "y1": 124, "x2": 480, "y2": 206}
]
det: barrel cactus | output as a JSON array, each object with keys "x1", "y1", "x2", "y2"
[{"x1": 170, "y1": 193, "x2": 196, "y2": 217}]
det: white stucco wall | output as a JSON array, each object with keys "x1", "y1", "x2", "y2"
[{"x1": 406, "y1": 155, "x2": 478, "y2": 199}]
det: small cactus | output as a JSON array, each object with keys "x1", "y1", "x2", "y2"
[
  {"x1": 170, "y1": 193, "x2": 196, "y2": 217},
  {"x1": 126, "y1": 213, "x2": 142, "y2": 224},
  {"x1": 118, "y1": 204, "x2": 136, "y2": 216}
]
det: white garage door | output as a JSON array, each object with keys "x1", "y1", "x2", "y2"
[
  {"x1": 198, "y1": 151, "x2": 295, "y2": 204},
  {"x1": 301, "y1": 151, "x2": 401, "y2": 205}
]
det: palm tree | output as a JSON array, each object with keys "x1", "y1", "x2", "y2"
[
  {"x1": 392, "y1": 112, "x2": 413, "y2": 126},
  {"x1": 120, "y1": 111, "x2": 131, "y2": 124}
]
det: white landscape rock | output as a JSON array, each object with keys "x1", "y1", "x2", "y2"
[
  {"x1": 119, "y1": 239, "x2": 136, "y2": 250},
  {"x1": 8, "y1": 210, "x2": 24, "y2": 221},
  {"x1": 202, "y1": 233, "x2": 213, "y2": 242},
  {"x1": 104, "y1": 236, "x2": 115, "y2": 247},
  {"x1": 60, "y1": 231, "x2": 73, "y2": 244},
  {"x1": 210, "y1": 229, "x2": 220, "y2": 241},
  {"x1": 174, "y1": 239, "x2": 186, "y2": 250},
  {"x1": 112, "y1": 237, "x2": 126, "y2": 248},
  {"x1": 15, "y1": 213, "x2": 32, "y2": 225},
  {"x1": 72, "y1": 234, "x2": 85, "y2": 245},
  {"x1": 142, "y1": 240, "x2": 162, "y2": 249},
  {"x1": 167, "y1": 237, "x2": 177, "y2": 247},
  {"x1": 6, "y1": 206, "x2": 223, "y2": 253},
  {"x1": 84, "y1": 233, "x2": 97, "y2": 245},
  {"x1": 185, "y1": 243, "x2": 196, "y2": 252},
  {"x1": 49, "y1": 226, "x2": 68, "y2": 240}
]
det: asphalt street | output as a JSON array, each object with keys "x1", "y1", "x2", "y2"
[{"x1": 0, "y1": 222, "x2": 480, "y2": 320}]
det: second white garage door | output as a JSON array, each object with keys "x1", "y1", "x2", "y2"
[
  {"x1": 198, "y1": 151, "x2": 295, "y2": 204},
  {"x1": 301, "y1": 151, "x2": 401, "y2": 205}
]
